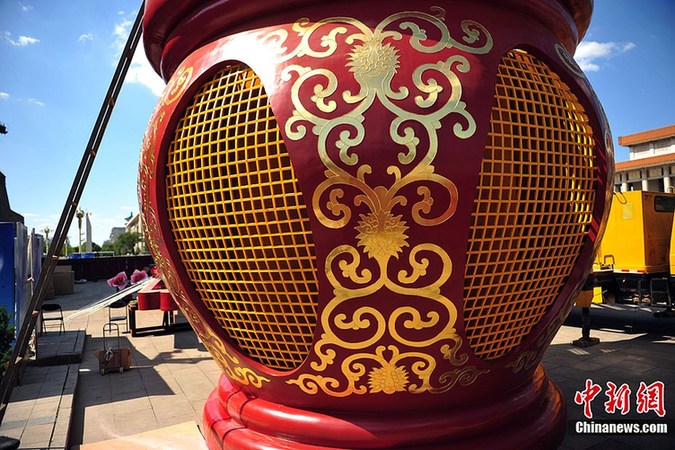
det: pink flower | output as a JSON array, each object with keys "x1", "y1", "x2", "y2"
[
  {"x1": 130, "y1": 269, "x2": 148, "y2": 285},
  {"x1": 107, "y1": 271, "x2": 128, "y2": 289}
]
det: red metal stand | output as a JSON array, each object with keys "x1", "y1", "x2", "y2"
[{"x1": 203, "y1": 367, "x2": 565, "y2": 449}]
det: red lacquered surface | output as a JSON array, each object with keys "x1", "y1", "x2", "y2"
[
  {"x1": 143, "y1": 0, "x2": 593, "y2": 80},
  {"x1": 203, "y1": 368, "x2": 565, "y2": 449},
  {"x1": 137, "y1": 277, "x2": 177, "y2": 311},
  {"x1": 139, "y1": 0, "x2": 610, "y2": 448}
]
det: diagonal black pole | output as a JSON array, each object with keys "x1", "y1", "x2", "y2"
[{"x1": 0, "y1": 1, "x2": 145, "y2": 423}]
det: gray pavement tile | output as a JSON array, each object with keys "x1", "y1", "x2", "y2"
[
  {"x1": 111, "y1": 411, "x2": 159, "y2": 436},
  {"x1": 19, "y1": 422, "x2": 54, "y2": 446},
  {"x1": 0, "y1": 429, "x2": 22, "y2": 441},
  {"x1": 643, "y1": 367, "x2": 675, "y2": 380},
  {"x1": 9, "y1": 384, "x2": 42, "y2": 403},
  {"x1": 51, "y1": 432, "x2": 69, "y2": 450},
  {"x1": 0, "y1": 418, "x2": 28, "y2": 431},
  {"x1": 26, "y1": 414, "x2": 57, "y2": 427},
  {"x1": 2, "y1": 400, "x2": 34, "y2": 417},
  {"x1": 33, "y1": 398, "x2": 60, "y2": 413},
  {"x1": 109, "y1": 397, "x2": 154, "y2": 415},
  {"x1": 3, "y1": 282, "x2": 673, "y2": 449}
]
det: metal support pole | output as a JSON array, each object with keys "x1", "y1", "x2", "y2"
[{"x1": 0, "y1": 1, "x2": 145, "y2": 423}]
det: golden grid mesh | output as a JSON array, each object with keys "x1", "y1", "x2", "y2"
[
  {"x1": 463, "y1": 50, "x2": 596, "y2": 360},
  {"x1": 165, "y1": 64, "x2": 319, "y2": 371}
]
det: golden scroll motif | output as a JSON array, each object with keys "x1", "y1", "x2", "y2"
[
  {"x1": 163, "y1": 66, "x2": 193, "y2": 106},
  {"x1": 270, "y1": 9, "x2": 493, "y2": 396},
  {"x1": 138, "y1": 63, "x2": 270, "y2": 388},
  {"x1": 555, "y1": 44, "x2": 585, "y2": 78}
]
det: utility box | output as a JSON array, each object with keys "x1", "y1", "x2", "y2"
[{"x1": 52, "y1": 265, "x2": 74, "y2": 295}]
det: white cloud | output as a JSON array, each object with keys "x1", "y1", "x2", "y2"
[
  {"x1": 27, "y1": 97, "x2": 44, "y2": 107},
  {"x1": 126, "y1": 50, "x2": 165, "y2": 97},
  {"x1": 622, "y1": 42, "x2": 637, "y2": 52},
  {"x1": 17, "y1": 35, "x2": 38, "y2": 46},
  {"x1": 574, "y1": 41, "x2": 636, "y2": 72},
  {"x1": 0, "y1": 92, "x2": 43, "y2": 106},
  {"x1": 78, "y1": 33, "x2": 94, "y2": 43},
  {"x1": 19, "y1": 2, "x2": 33, "y2": 12},
  {"x1": 111, "y1": 16, "x2": 164, "y2": 97},
  {"x1": 0, "y1": 91, "x2": 45, "y2": 107},
  {"x1": 22, "y1": 213, "x2": 59, "y2": 238},
  {"x1": 112, "y1": 18, "x2": 132, "y2": 50},
  {"x1": 3, "y1": 32, "x2": 39, "y2": 46},
  {"x1": 4, "y1": 34, "x2": 39, "y2": 46}
]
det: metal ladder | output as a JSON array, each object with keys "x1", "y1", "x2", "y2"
[{"x1": 0, "y1": 1, "x2": 145, "y2": 423}]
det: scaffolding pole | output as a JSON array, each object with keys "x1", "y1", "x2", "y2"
[{"x1": 0, "y1": 1, "x2": 145, "y2": 423}]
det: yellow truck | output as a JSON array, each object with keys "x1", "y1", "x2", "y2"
[{"x1": 592, "y1": 190, "x2": 675, "y2": 313}]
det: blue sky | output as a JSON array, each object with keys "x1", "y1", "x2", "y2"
[{"x1": 0, "y1": 0, "x2": 673, "y2": 247}]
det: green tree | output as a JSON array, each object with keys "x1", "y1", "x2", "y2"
[
  {"x1": 0, "y1": 306, "x2": 15, "y2": 379},
  {"x1": 69, "y1": 242, "x2": 102, "y2": 254},
  {"x1": 104, "y1": 232, "x2": 143, "y2": 256}
]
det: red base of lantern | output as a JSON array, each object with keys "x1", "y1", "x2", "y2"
[{"x1": 202, "y1": 365, "x2": 565, "y2": 449}]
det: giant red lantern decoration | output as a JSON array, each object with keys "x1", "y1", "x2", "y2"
[{"x1": 139, "y1": 0, "x2": 613, "y2": 448}]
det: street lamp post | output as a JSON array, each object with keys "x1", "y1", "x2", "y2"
[
  {"x1": 42, "y1": 227, "x2": 51, "y2": 253},
  {"x1": 75, "y1": 209, "x2": 84, "y2": 253}
]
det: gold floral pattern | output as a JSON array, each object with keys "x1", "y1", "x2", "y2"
[
  {"x1": 348, "y1": 40, "x2": 400, "y2": 80},
  {"x1": 368, "y1": 363, "x2": 409, "y2": 394},
  {"x1": 355, "y1": 210, "x2": 409, "y2": 260},
  {"x1": 269, "y1": 9, "x2": 493, "y2": 396},
  {"x1": 506, "y1": 351, "x2": 538, "y2": 373}
]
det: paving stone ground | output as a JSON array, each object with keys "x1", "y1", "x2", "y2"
[
  {"x1": 0, "y1": 282, "x2": 673, "y2": 449},
  {"x1": 548, "y1": 305, "x2": 675, "y2": 450},
  {"x1": 0, "y1": 280, "x2": 219, "y2": 449}
]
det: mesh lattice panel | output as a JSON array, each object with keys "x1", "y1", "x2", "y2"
[
  {"x1": 463, "y1": 50, "x2": 596, "y2": 360},
  {"x1": 165, "y1": 65, "x2": 318, "y2": 370}
]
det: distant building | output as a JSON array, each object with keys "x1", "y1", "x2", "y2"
[
  {"x1": 125, "y1": 213, "x2": 142, "y2": 235},
  {"x1": 125, "y1": 213, "x2": 147, "y2": 254},
  {"x1": 614, "y1": 124, "x2": 675, "y2": 192},
  {"x1": 108, "y1": 227, "x2": 125, "y2": 243},
  {"x1": 0, "y1": 171, "x2": 24, "y2": 223},
  {"x1": 106, "y1": 214, "x2": 147, "y2": 254}
]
